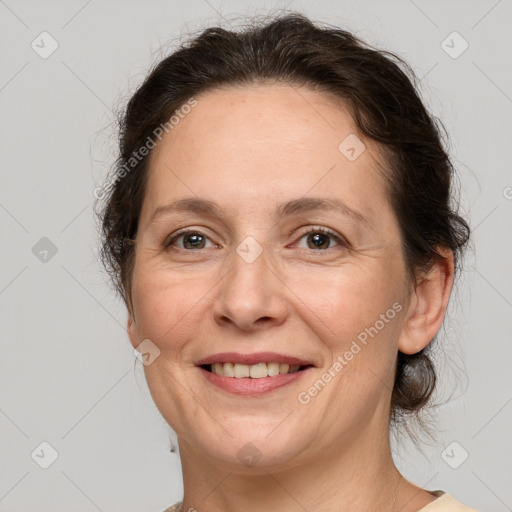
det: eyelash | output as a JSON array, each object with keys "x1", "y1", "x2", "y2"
[{"x1": 163, "y1": 226, "x2": 349, "y2": 252}]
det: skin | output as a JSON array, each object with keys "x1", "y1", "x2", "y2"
[{"x1": 126, "y1": 84, "x2": 455, "y2": 511}]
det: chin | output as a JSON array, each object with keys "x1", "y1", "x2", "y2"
[{"x1": 184, "y1": 417, "x2": 314, "y2": 473}]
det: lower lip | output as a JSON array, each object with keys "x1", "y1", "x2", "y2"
[{"x1": 199, "y1": 367, "x2": 311, "y2": 396}]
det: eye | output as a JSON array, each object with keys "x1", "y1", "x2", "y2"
[
  {"x1": 163, "y1": 227, "x2": 348, "y2": 252},
  {"x1": 294, "y1": 227, "x2": 348, "y2": 251},
  {"x1": 164, "y1": 230, "x2": 216, "y2": 250}
]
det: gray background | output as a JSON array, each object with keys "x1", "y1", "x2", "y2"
[{"x1": 1, "y1": 0, "x2": 511, "y2": 511}]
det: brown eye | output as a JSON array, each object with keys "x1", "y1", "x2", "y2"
[
  {"x1": 165, "y1": 231, "x2": 214, "y2": 250},
  {"x1": 182, "y1": 233, "x2": 206, "y2": 249},
  {"x1": 306, "y1": 232, "x2": 331, "y2": 249},
  {"x1": 295, "y1": 227, "x2": 347, "y2": 251}
]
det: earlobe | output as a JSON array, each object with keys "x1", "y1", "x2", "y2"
[{"x1": 398, "y1": 248, "x2": 455, "y2": 355}]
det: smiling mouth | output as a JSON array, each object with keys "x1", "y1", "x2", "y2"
[{"x1": 201, "y1": 362, "x2": 313, "y2": 378}]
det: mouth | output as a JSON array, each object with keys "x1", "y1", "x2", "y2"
[
  {"x1": 196, "y1": 352, "x2": 315, "y2": 396},
  {"x1": 201, "y1": 362, "x2": 313, "y2": 378}
]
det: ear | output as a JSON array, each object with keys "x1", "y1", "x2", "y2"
[
  {"x1": 125, "y1": 280, "x2": 140, "y2": 350},
  {"x1": 398, "y1": 248, "x2": 455, "y2": 355},
  {"x1": 127, "y1": 312, "x2": 140, "y2": 350}
]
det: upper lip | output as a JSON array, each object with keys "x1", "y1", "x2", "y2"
[{"x1": 196, "y1": 352, "x2": 315, "y2": 366}]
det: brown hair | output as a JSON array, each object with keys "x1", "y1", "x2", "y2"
[{"x1": 96, "y1": 13, "x2": 470, "y2": 431}]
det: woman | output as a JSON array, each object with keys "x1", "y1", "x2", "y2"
[{"x1": 97, "y1": 13, "x2": 475, "y2": 511}]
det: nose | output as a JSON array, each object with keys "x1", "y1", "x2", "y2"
[{"x1": 211, "y1": 245, "x2": 289, "y2": 332}]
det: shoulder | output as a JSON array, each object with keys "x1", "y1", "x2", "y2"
[{"x1": 418, "y1": 492, "x2": 479, "y2": 511}]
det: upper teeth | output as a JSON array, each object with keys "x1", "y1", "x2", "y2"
[{"x1": 211, "y1": 362, "x2": 301, "y2": 378}]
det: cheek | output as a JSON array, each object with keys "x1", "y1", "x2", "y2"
[
  {"x1": 131, "y1": 263, "x2": 212, "y2": 355},
  {"x1": 286, "y1": 262, "x2": 403, "y2": 339},
  {"x1": 285, "y1": 264, "x2": 405, "y2": 404},
  {"x1": 131, "y1": 266, "x2": 214, "y2": 423},
  {"x1": 295, "y1": 267, "x2": 404, "y2": 411}
]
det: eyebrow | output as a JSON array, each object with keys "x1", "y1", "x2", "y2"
[{"x1": 147, "y1": 196, "x2": 371, "y2": 227}]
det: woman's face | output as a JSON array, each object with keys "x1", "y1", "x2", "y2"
[{"x1": 127, "y1": 84, "x2": 414, "y2": 471}]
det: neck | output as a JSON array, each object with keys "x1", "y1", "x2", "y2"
[{"x1": 177, "y1": 423, "x2": 415, "y2": 512}]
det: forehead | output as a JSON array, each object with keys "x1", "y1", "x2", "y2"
[
  {"x1": 159, "y1": 84, "x2": 357, "y2": 158},
  {"x1": 142, "y1": 84, "x2": 389, "y2": 222}
]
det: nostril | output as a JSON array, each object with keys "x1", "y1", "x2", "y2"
[{"x1": 255, "y1": 316, "x2": 273, "y2": 325}]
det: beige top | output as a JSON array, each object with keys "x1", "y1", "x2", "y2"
[
  {"x1": 418, "y1": 491, "x2": 478, "y2": 511},
  {"x1": 163, "y1": 491, "x2": 478, "y2": 511}
]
